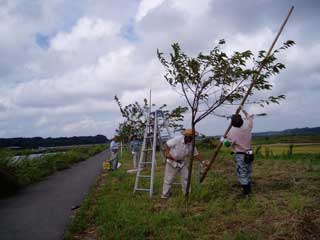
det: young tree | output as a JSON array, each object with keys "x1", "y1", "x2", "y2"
[
  {"x1": 114, "y1": 95, "x2": 187, "y2": 143},
  {"x1": 114, "y1": 96, "x2": 148, "y2": 142},
  {"x1": 157, "y1": 39, "x2": 295, "y2": 196}
]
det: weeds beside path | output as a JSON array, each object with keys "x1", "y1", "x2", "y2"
[
  {"x1": 0, "y1": 149, "x2": 110, "y2": 240},
  {"x1": 0, "y1": 144, "x2": 107, "y2": 197}
]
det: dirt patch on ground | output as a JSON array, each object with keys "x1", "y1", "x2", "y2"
[
  {"x1": 72, "y1": 226, "x2": 98, "y2": 240},
  {"x1": 151, "y1": 200, "x2": 169, "y2": 212},
  {"x1": 295, "y1": 210, "x2": 320, "y2": 240}
]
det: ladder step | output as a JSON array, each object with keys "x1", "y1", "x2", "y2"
[
  {"x1": 135, "y1": 188, "x2": 150, "y2": 192},
  {"x1": 160, "y1": 135, "x2": 170, "y2": 138},
  {"x1": 140, "y1": 161, "x2": 152, "y2": 164},
  {"x1": 139, "y1": 175, "x2": 151, "y2": 178},
  {"x1": 143, "y1": 148, "x2": 153, "y2": 151}
]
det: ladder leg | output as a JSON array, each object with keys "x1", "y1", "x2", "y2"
[
  {"x1": 134, "y1": 120, "x2": 148, "y2": 193},
  {"x1": 150, "y1": 114, "x2": 157, "y2": 197},
  {"x1": 134, "y1": 110, "x2": 172, "y2": 196}
]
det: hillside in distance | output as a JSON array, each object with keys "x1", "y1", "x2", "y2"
[
  {"x1": 253, "y1": 127, "x2": 320, "y2": 136},
  {"x1": 0, "y1": 135, "x2": 109, "y2": 148}
]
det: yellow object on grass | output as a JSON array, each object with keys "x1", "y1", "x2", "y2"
[{"x1": 103, "y1": 161, "x2": 111, "y2": 170}]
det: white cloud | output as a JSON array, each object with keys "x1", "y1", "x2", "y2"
[
  {"x1": 61, "y1": 117, "x2": 99, "y2": 134},
  {"x1": 171, "y1": 0, "x2": 211, "y2": 18},
  {"x1": 35, "y1": 116, "x2": 48, "y2": 127},
  {"x1": 136, "y1": 0, "x2": 211, "y2": 22},
  {"x1": 284, "y1": 42, "x2": 320, "y2": 71},
  {"x1": 0, "y1": 0, "x2": 319, "y2": 138},
  {"x1": 135, "y1": 0, "x2": 165, "y2": 22},
  {"x1": 50, "y1": 17, "x2": 120, "y2": 52},
  {"x1": 224, "y1": 27, "x2": 275, "y2": 54}
]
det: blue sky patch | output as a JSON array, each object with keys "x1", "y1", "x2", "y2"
[
  {"x1": 120, "y1": 20, "x2": 138, "y2": 42},
  {"x1": 35, "y1": 33, "x2": 50, "y2": 49}
]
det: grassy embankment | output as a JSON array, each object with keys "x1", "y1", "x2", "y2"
[
  {"x1": 65, "y1": 140, "x2": 320, "y2": 240},
  {"x1": 0, "y1": 144, "x2": 107, "y2": 196}
]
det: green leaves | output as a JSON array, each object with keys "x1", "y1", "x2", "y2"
[
  {"x1": 218, "y1": 39, "x2": 226, "y2": 45},
  {"x1": 114, "y1": 96, "x2": 148, "y2": 141},
  {"x1": 280, "y1": 40, "x2": 296, "y2": 50},
  {"x1": 157, "y1": 39, "x2": 294, "y2": 123},
  {"x1": 254, "y1": 94, "x2": 286, "y2": 107},
  {"x1": 114, "y1": 96, "x2": 188, "y2": 142},
  {"x1": 272, "y1": 62, "x2": 286, "y2": 74},
  {"x1": 258, "y1": 50, "x2": 267, "y2": 58}
]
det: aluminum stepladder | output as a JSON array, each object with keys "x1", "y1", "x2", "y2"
[
  {"x1": 134, "y1": 110, "x2": 172, "y2": 197},
  {"x1": 134, "y1": 111, "x2": 157, "y2": 197},
  {"x1": 155, "y1": 110, "x2": 172, "y2": 162}
]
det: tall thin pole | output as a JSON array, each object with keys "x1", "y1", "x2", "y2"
[
  {"x1": 200, "y1": 6, "x2": 294, "y2": 183},
  {"x1": 150, "y1": 113, "x2": 157, "y2": 197},
  {"x1": 149, "y1": 89, "x2": 152, "y2": 113}
]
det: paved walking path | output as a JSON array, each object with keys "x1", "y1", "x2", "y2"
[{"x1": 0, "y1": 149, "x2": 109, "y2": 240}]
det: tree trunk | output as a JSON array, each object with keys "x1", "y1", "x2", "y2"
[{"x1": 185, "y1": 120, "x2": 196, "y2": 198}]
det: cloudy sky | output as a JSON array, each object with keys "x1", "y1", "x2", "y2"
[{"x1": 0, "y1": 0, "x2": 319, "y2": 138}]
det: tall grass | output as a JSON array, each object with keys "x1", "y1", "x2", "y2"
[
  {"x1": 0, "y1": 145, "x2": 107, "y2": 196},
  {"x1": 66, "y1": 145, "x2": 320, "y2": 240},
  {"x1": 253, "y1": 144, "x2": 320, "y2": 165},
  {"x1": 252, "y1": 134, "x2": 320, "y2": 145}
]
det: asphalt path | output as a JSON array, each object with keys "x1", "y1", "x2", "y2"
[{"x1": 0, "y1": 149, "x2": 109, "y2": 240}]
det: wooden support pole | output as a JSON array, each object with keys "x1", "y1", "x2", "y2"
[
  {"x1": 149, "y1": 89, "x2": 152, "y2": 113},
  {"x1": 200, "y1": 6, "x2": 294, "y2": 183}
]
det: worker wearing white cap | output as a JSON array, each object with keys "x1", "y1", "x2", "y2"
[{"x1": 161, "y1": 129, "x2": 204, "y2": 198}]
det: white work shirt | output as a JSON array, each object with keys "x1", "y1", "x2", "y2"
[
  {"x1": 166, "y1": 136, "x2": 198, "y2": 161},
  {"x1": 110, "y1": 140, "x2": 119, "y2": 150},
  {"x1": 227, "y1": 116, "x2": 253, "y2": 153}
]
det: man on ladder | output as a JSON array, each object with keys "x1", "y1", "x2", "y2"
[{"x1": 161, "y1": 129, "x2": 204, "y2": 199}]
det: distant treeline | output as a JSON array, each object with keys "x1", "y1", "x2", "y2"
[
  {"x1": 253, "y1": 127, "x2": 320, "y2": 136},
  {"x1": 0, "y1": 135, "x2": 109, "y2": 149}
]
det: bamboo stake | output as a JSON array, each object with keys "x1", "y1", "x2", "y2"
[
  {"x1": 200, "y1": 6, "x2": 294, "y2": 183},
  {"x1": 149, "y1": 89, "x2": 152, "y2": 113}
]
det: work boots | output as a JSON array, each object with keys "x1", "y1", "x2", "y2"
[{"x1": 242, "y1": 183, "x2": 252, "y2": 195}]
